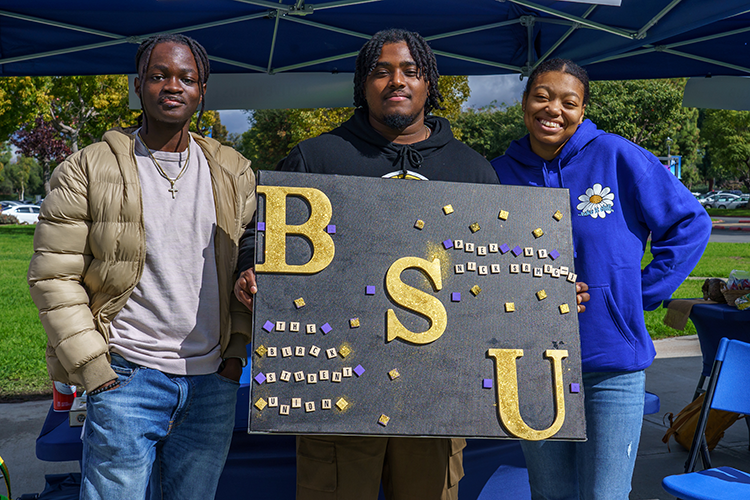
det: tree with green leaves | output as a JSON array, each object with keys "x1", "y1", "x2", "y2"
[
  {"x1": 586, "y1": 79, "x2": 685, "y2": 148},
  {"x1": 700, "y1": 108, "x2": 750, "y2": 191},
  {"x1": 47, "y1": 75, "x2": 140, "y2": 153},
  {"x1": 208, "y1": 111, "x2": 232, "y2": 146},
  {"x1": 433, "y1": 76, "x2": 471, "y2": 138},
  {"x1": 0, "y1": 142, "x2": 11, "y2": 188},
  {"x1": 454, "y1": 102, "x2": 526, "y2": 159},
  {"x1": 0, "y1": 77, "x2": 50, "y2": 140},
  {"x1": 3, "y1": 156, "x2": 40, "y2": 200},
  {"x1": 0, "y1": 76, "x2": 140, "y2": 152}
]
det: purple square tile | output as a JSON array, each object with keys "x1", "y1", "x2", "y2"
[
  {"x1": 451, "y1": 292, "x2": 461, "y2": 302},
  {"x1": 365, "y1": 285, "x2": 376, "y2": 295},
  {"x1": 482, "y1": 378, "x2": 492, "y2": 389},
  {"x1": 570, "y1": 383, "x2": 580, "y2": 393},
  {"x1": 549, "y1": 249, "x2": 560, "y2": 260},
  {"x1": 442, "y1": 239, "x2": 453, "y2": 249},
  {"x1": 499, "y1": 243, "x2": 510, "y2": 254},
  {"x1": 511, "y1": 245, "x2": 523, "y2": 257},
  {"x1": 262, "y1": 320, "x2": 274, "y2": 332},
  {"x1": 321, "y1": 323, "x2": 332, "y2": 334},
  {"x1": 326, "y1": 225, "x2": 336, "y2": 234},
  {"x1": 257, "y1": 222, "x2": 266, "y2": 231},
  {"x1": 354, "y1": 365, "x2": 365, "y2": 377},
  {"x1": 254, "y1": 372, "x2": 266, "y2": 385}
]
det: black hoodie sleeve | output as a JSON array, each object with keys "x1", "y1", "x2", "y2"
[
  {"x1": 277, "y1": 146, "x2": 308, "y2": 172},
  {"x1": 237, "y1": 215, "x2": 256, "y2": 274}
]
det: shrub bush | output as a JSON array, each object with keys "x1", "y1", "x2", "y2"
[{"x1": 0, "y1": 213, "x2": 20, "y2": 224}]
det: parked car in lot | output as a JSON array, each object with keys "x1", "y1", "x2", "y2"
[
  {"x1": 1, "y1": 200, "x2": 23, "y2": 210},
  {"x1": 1, "y1": 204, "x2": 40, "y2": 224},
  {"x1": 698, "y1": 193, "x2": 721, "y2": 206},
  {"x1": 737, "y1": 194, "x2": 750, "y2": 209},
  {"x1": 703, "y1": 193, "x2": 744, "y2": 209}
]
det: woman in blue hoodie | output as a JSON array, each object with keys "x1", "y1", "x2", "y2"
[{"x1": 491, "y1": 59, "x2": 711, "y2": 499}]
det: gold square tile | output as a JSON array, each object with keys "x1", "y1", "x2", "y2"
[{"x1": 336, "y1": 398, "x2": 349, "y2": 411}]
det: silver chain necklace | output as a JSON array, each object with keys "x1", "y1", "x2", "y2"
[{"x1": 137, "y1": 133, "x2": 191, "y2": 199}]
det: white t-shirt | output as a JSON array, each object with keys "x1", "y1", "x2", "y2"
[{"x1": 109, "y1": 132, "x2": 221, "y2": 375}]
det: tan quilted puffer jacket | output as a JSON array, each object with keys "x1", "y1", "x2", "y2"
[{"x1": 28, "y1": 129, "x2": 256, "y2": 392}]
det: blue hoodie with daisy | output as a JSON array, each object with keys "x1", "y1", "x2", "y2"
[{"x1": 491, "y1": 119, "x2": 711, "y2": 373}]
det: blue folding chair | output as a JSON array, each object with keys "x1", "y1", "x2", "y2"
[{"x1": 662, "y1": 338, "x2": 750, "y2": 500}]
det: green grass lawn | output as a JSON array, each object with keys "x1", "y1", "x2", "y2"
[
  {"x1": 642, "y1": 242, "x2": 750, "y2": 339},
  {"x1": 706, "y1": 208, "x2": 750, "y2": 218},
  {"x1": 0, "y1": 225, "x2": 748, "y2": 399},
  {"x1": 0, "y1": 225, "x2": 50, "y2": 400}
]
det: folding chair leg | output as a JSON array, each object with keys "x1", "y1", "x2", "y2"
[
  {"x1": 693, "y1": 374, "x2": 706, "y2": 401},
  {"x1": 699, "y1": 435, "x2": 712, "y2": 470},
  {"x1": 685, "y1": 360, "x2": 723, "y2": 473}
]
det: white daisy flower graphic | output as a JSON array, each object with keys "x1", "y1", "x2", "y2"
[{"x1": 577, "y1": 183, "x2": 615, "y2": 218}]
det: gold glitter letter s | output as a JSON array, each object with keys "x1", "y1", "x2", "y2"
[
  {"x1": 487, "y1": 349, "x2": 568, "y2": 441},
  {"x1": 385, "y1": 257, "x2": 447, "y2": 345},
  {"x1": 256, "y1": 186, "x2": 334, "y2": 274}
]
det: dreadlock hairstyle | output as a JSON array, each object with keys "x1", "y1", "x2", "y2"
[
  {"x1": 353, "y1": 28, "x2": 444, "y2": 114},
  {"x1": 525, "y1": 58, "x2": 590, "y2": 107},
  {"x1": 134, "y1": 34, "x2": 211, "y2": 136}
]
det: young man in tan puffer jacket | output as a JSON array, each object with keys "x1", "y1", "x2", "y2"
[{"x1": 28, "y1": 34, "x2": 255, "y2": 500}]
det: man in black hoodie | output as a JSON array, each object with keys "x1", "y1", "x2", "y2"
[{"x1": 235, "y1": 29, "x2": 496, "y2": 500}]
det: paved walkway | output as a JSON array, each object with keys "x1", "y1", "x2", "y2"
[{"x1": 1, "y1": 335, "x2": 748, "y2": 498}]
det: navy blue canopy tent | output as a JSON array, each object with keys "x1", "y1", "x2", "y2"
[{"x1": 0, "y1": 0, "x2": 749, "y2": 80}]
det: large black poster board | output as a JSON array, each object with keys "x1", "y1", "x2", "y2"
[{"x1": 250, "y1": 171, "x2": 585, "y2": 441}]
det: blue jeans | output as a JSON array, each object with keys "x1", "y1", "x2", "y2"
[
  {"x1": 520, "y1": 370, "x2": 645, "y2": 500},
  {"x1": 80, "y1": 354, "x2": 239, "y2": 500}
]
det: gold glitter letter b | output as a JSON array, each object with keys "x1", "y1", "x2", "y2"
[
  {"x1": 487, "y1": 349, "x2": 568, "y2": 441},
  {"x1": 385, "y1": 257, "x2": 446, "y2": 345},
  {"x1": 256, "y1": 186, "x2": 334, "y2": 274}
]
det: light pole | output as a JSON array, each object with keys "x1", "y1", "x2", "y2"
[{"x1": 666, "y1": 136, "x2": 673, "y2": 158}]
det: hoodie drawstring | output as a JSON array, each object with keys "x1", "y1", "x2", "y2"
[
  {"x1": 394, "y1": 145, "x2": 424, "y2": 177},
  {"x1": 541, "y1": 161, "x2": 565, "y2": 189}
]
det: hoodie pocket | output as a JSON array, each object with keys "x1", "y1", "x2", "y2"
[{"x1": 581, "y1": 284, "x2": 637, "y2": 368}]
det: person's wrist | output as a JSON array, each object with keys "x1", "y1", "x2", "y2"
[{"x1": 223, "y1": 356, "x2": 247, "y2": 367}]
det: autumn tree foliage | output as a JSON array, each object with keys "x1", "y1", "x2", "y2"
[{"x1": 11, "y1": 116, "x2": 71, "y2": 195}]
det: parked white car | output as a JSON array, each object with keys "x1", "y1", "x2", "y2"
[
  {"x1": 2, "y1": 204, "x2": 40, "y2": 224},
  {"x1": 703, "y1": 193, "x2": 744, "y2": 209}
]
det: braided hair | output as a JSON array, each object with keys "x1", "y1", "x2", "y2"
[
  {"x1": 135, "y1": 34, "x2": 211, "y2": 135},
  {"x1": 353, "y1": 29, "x2": 444, "y2": 114}
]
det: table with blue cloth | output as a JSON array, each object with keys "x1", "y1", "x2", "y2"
[{"x1": 663, "y1": 299, "x2": 750, "y2": 390}]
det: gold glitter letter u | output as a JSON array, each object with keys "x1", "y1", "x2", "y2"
[{"x1": 487, "y1": 348, "x2": 568, "y2": 441}]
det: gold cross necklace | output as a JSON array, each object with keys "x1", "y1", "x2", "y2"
[{"x1": 137, "y1": 133, "x2": 191, "y2": 199}]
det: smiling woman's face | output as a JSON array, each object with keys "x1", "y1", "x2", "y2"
[{"x1": 523, "y1": 70, "x2": 586, "y2": 161}]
